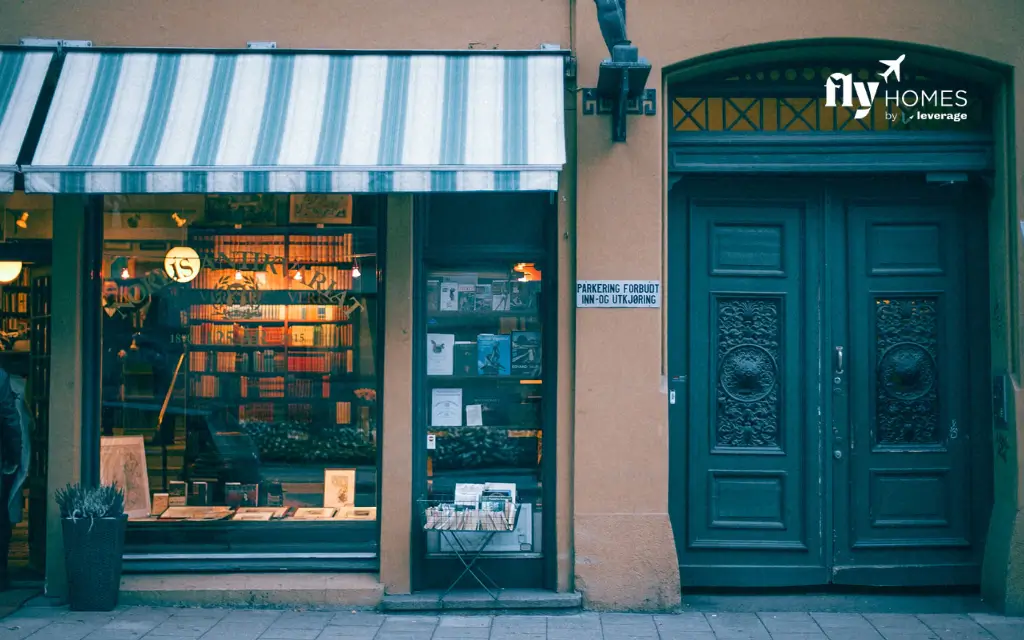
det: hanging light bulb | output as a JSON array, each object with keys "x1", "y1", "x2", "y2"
[
  {"x1": 234, "y1": 270, "x2": 243, "y2": 280},
  {"x1": 293, "y1": 270, "x2": 303, "y2": 281},
  {"x1": 171, "y1": 212, "x2": 187, "y2": 227},
  {"x1": 0, "y1": 262, "x2": 23, "y2": 284},
  {"x1": 15, "y1": 212, "x2": 28, "y2": 229},
  {"x1": 351, "y1": 259, "x2": 361, "y2": 279},
  {"x1": 120, "y1": 266, "x2": 131, "y2": 280},
  {"x1": 129, "y1": 335, "x2": 138, "y2": 350}
]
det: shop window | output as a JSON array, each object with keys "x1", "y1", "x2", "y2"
[
  {"x1": 671, "y1": 63, "x2": 987, "y2": 133},
  {"x1": 98, "y1": 194, "x2": 382, "y2": 557},
  {"x1": 416, "y1": 194, "x2": 554, "y2": 590}
]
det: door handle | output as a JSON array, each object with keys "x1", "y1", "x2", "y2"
[{"x1": 835, "y1": 346, "x2": 844, "y2": 375}]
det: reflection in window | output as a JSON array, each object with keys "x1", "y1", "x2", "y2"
[{"x1": 99, "y1": 195, "x2": 380, "y2": 528}]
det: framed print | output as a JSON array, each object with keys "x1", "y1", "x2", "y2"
[
  {"x1": 289, "y1": 194, "x2": 353, "y2": 225},
  {"x1": 323, "y1": 469, "x2": 357, "y2": 509},
  {"x1": 100, "y1": 436, "x2": 151, "y2": 519},
  {"x1": 334, "y1": 506, "x2": 377, "y2": 521},
  {"x1": 205, "y1": 195, "x2": 279, "y2": 226},
  {"x1": 231, "y1": 512, "x2": 274, "y2": 521},
  {"x1": 159, "y1": 506, "x2": 233, "y2": 520},
  {"x1": 291, "y1": 507, "x2": 336, "y2": 520},
  {"x1": 235, "y1": 507, "x2": 288, "y2": 519}
]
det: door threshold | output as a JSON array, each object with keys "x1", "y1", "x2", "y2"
[
  {"x1": 680, "y1": 592, "x2": 990, "y2": 615},
  {"x1": 382, "y1": 589, "x2": 581, "y2": 612}
]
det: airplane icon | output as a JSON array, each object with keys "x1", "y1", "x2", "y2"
[{"x1": 878, "y1": 54, "x2": 906, "y2": 83}]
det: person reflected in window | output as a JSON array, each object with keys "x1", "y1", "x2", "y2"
[{"x1": 0, "y1": 366, "x2": 26, "y2": 590}]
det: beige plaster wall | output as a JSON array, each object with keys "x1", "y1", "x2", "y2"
[
  {"x1": 379, "y1": 195, "x2": 414, "y2": 594},
  {"x1": 0, "y1": 0, "x2": 569, "y2": 50},
  {"x1": 572, "y1": 0, "x2": 1024, "y2": 612}
]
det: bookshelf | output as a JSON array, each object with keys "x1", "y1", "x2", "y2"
[{"x1": 183, "y1": 227, "x2": 376, "y2": 432}]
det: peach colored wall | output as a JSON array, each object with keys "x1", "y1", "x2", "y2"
[
  {"x1": 572, "y1": 0, "x2": 1024, "y2": 612},
  {"x1": 0, "y1": 0, "x2": 569, "y2": 50}
]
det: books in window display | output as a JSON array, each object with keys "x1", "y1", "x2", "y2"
[
  {"x1": 422, "y1": 482, "x2": 517, "y2": 532},
  {"x1": 477, "y1": 334, "x2": 511, "y2": 376},
  {"x1": 511, "y1": 331, "x2": 541, "y2": 378}
]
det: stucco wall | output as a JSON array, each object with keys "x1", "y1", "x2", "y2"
[
  {"x1": 572, "y1": 0, "x2": 1024, "y2": 612},
  {"x1": 0, "y1": 0, "x2": 570, "y2": 50}
]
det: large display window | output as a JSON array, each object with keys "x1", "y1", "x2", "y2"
[
  {"x1": 97, "y1": 194, "x2": 383, "y2": 567},
  {"x1": 413, "y1": 193, "x2": 557, "y2": 591}
]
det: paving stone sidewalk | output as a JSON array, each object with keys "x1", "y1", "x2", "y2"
[{"x1": 2, "y1": 605, "x2": 1024, "y2": 640}]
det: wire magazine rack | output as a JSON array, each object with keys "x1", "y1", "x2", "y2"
[{"x1": 419, "y1": 496, "x2": 522, "y2": 600}]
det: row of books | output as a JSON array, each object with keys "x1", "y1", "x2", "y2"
[
  {"x1": 289, "y1": 235, "x2": 356, "y2": 263},
  {"x1": 189, "y1": 304, "x2": 350, "y2": 322},
  {"x1": 427, "y1": 331, "x2": 541, "y2": 377},
  {"x1": 190, "y1": 350, "x2": 286, "y2": 373},
  {"x1": 1, "y1": 290, "x2": 29, "y2": 315},
  {"x1": 190, "y1": 324, "x2": 286, "y2": 346},
  {"x1": 428, "y1": 280, "x2": 539, "y2": 313},
  {"x1": 190, "y1": 266, "x2": 357, "y2": 292},
  {"x1": 235, "y1": 401, "x2": 355, "y2": 423}
]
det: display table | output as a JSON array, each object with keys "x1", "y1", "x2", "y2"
[{"x1": 420, "y1": 499, "x2": 520, "y2": 600}]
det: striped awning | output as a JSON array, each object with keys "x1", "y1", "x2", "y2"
[
  {"x1": 23, "y1": 50, "x2": 566, "y2": 194},
  {"x1": 0, "y1": 49, "x2": 53, "y2": 192}
]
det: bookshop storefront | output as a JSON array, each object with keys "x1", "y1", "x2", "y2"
[{"x1": 8, "y1": 46, "x2": 568, "y2": 594}]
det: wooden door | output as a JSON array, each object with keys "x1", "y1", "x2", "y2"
[
  {"x1": 668, "y1": 176, "x2": 989, "y2": 587},
  {"x1": 829, "y1": 179, "x2": 988, "y2": 586},
  {"x1": 669, "y1": 177, "x2": 827, "y2": 587}
]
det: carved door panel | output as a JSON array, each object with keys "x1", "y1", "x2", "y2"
[
  {"x1": 670, "y1": 178, "x2": 827, "y2": 587},
  {"x1": 830, "y1": 180, "x2": 985, "y2": 585}
]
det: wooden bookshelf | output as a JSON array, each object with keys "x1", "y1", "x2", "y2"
[{"x1": 184, "y1": 227, "x2": 377, "y2": 427}]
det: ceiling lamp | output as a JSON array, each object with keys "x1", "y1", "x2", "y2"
[
  {"x1": 171, "y1": 212, "x2": 188, "y2": 227},
  {"x1": 14, "y1": 212, "x2": 28, "y2": 230},
  {"x1": 0, "y1": 262, "x2": 23, "y2": 284}
]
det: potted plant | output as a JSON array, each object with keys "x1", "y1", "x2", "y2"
[{"x1": 54, "y1": 483, "x2": 127, "y2": 611}]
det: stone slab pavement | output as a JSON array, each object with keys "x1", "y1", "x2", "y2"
[{"x1": 1, "y1": 605, "x2": 1024, "y2": 640}]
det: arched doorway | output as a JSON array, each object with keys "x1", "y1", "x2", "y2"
[{"x1": 666, "y1": 45, "x2": 999, "y2": 588}]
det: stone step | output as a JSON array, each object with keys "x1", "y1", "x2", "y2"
[
  {"x1": 381, "y1": 588, "x2": 582, "y2": 612},
  {"x1": 118, "y1": 572, "x2": 384, "y2": 608}
]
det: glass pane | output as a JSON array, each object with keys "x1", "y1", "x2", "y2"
[
  {"x1": 99, "y1": 195, "x2": 380, "y2": 537},
  {"x1": 422, "y1": 263, "x2": 544, "y2": 553}
]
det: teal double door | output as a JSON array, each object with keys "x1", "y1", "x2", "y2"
[{"x1": 668, "y1": 176, "x2": 991, "y2": 587}]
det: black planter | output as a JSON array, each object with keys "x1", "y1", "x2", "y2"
[{"x1": 61, "y1": 515, "x2": 127, "y2": 611}]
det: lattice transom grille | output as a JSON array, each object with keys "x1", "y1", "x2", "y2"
[{"x1": 671, "y1": 64, "x2": 986, "y2": 133}]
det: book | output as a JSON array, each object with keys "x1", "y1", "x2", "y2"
[
  {"x1": 239, "y1": 483, "x2": 259, "y2": 507},
  {"x1": 453, "y1": 341, "x2": 477, "y2": 375},
  {"x1": 264, "y1": 482, "x2": 284, "y2": 507},
  {"x1": 511, "y1": 331, "x2": 542, "y2": 378},
  {"x1": 457, "y1": 284, "x2": 476, "y2": 312},
  {"x1": 168, "y1": 481, "x2": 187, "y2": 507},
  {"x1": 491, "y1": 280, "x2": 509, "y2": 310},
  {"x1": 291, "y1": 507, "x2": 336, "y2": 520},
  {"x1": 475, "y1": 284, "x2": 492, "y2": 312},
  {"x1": 426, "y1": 333, "x2": 455, "y2": 376},
  {"x1": 431, "y1": 388, "x2": 463, "y2": 427},
  {"x1": 477, "y1": 334, "x2": 511, "y2": 376},
  {"x1": 426, "y1": 280, "x2": 440, "y2": 311},
  {"x1": 440, "y1": 282, "x2": 458, "y2": 311},
  {"x1": 189, "y1": 481, "x2": 210, "y2": 506},
  {"x1": 508, "y1": 281, "x2": 536, "y2": 310}
]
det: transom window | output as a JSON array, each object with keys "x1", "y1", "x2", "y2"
[{"x1": 670, "y1": 63, "x2": 986, "y2": 133}]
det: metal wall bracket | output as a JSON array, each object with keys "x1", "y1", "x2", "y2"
[{"x1": 581, "y1": 86, "x2": 657, "y2": 142}]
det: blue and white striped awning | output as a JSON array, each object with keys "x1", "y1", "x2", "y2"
[
  {"x1": 0, "y1": 49, "x2": 53, "y2": 192},
  {"x1": 23, "y1": 50, "x2": 566, "y2": 194}
]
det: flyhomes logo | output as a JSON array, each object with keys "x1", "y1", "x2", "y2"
[{"x1": 824, "y1": 55, "x2": 970, "y2": 123}]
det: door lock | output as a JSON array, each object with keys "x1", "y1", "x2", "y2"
[{"x1": 833, "y1": 450, "x2": 843, "y2": 460}]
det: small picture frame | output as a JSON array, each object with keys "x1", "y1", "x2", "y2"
[
  {"x1": 289, "y1": 194, "x2": 353, "y2": 225},
  {"x1": 323, "y1": 469, "x2": 357, "y2": 509},
  {"x1": 292, "y1": 507, "x2": 336, "y2": 520}
]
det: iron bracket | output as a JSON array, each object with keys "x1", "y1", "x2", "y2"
[{"x1": 581, "y1": 86, "x2": 657, "y2": 142}]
